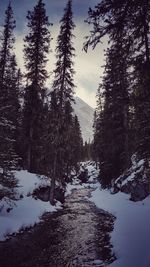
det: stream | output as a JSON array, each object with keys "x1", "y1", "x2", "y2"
[{"x1": 0, "y1": 187, "x2": 116, "y2": 267}]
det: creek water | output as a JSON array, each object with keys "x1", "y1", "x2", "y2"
[{"x1": 0, "y1": 187, "x2": 116, "y2": 267}]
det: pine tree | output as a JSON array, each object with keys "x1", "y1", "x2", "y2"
[
  {"x1": 0, "y1": 3, "x2": 19, "y2": 200},
  {"x1": 84, "y1": 0, "x2": 150, "y2": 161},
  {"x1": 92, "y1": 90, "x2": 105, "y2": 167},
  {"x1": 84, "y1": 0, "x2": 150, "y2": 185},
  {"x1": 93, "y1": 37, "x2": 130, "y2": 186},
  {"x1": 24, "y1": 0, "x2": 51, "y2": 87},
  {"x1": 82, "y1": 141, "x2": 92, "y2": 161},
  {"x1": 63, "y1": 109, "x2": 83, "y2": 177},
  {"x1": 52, "y1": 0, "x2": 75, "y2": 107},
  {"x1": 49, "y1": 0, "x2": 76, "y2": 204},
  {"x1": 37, "y1": 99, "x2": 53, "y2": 175},
  {"x1": 6, "y1": 55, "x2": 21, "y2": 157},
  {"x1": 23, "y1": 0, "x2": 51, "y2": 171},
  {"x1": 15, "y1": 68, "x2": 24, "y2": 166},
  {"x1": 0, "y1": 2, "x2": 15, "y2": 85},
  {"x1": 133, "y1": 58, "x2": 150, "y2": 159},
  {"x1": 72, "y1": 115, "x2": 83, "y2": 169}
]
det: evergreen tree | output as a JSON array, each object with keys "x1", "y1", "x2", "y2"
[
  {"x1": 15, "y1": 68, "x2": 24, "y2": 166},
  {"x1": 6, "y1": 55, "x2": 21, "y2": 159},
  {"x1": 0, "y1": 3, "x2": 19, "y2": 200},
  {"x1": 133, "y1": 58, "x2": 150, "y2": 159},
  {"x1": 84, "y1": 0, "x2": 150, "y2": 186},
  {"x1": 22, "y1": 85, "x2": 43, "y2": 171},
  {"x1": 72, "y1": 115, "x2": 83, "y2": 168},
  {"x1": 101, "y1": 41, "x2": 129, "y2": 186},
  {"x1": 82, "y1": 141, "x2": 92, "y2": 161},
  {"x1": 63, "y1": 110, "x2": 83, "y2": 177},
  {"x1": 23, "y1": 0, "x2": 51, "y2": 171},
  {"x1": 85, "y1": 0, "x2": 150, "y2": 162},
  {"x1": 38, "y1": 98, "x2": 54, "y2": 175},
  {"x1": 24, "y1": 0, "x2": 51, "y2": 87},
  {"x1": 49, "y1": 0, "x2": 76, "y2": 204},
  {"x1": 0, "y1": 2, "x2": 15, "y2": 85},
  {"x1": 92, "y1": 90, "x2": 105, "y2": 167}
]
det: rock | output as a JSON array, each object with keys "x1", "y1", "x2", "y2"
[
  {"x1": 113, "y1": 158, "x2": 150, "y2": 201},
  {"x1": 33, "y1": 186, "x2": 65, "y2": 204},
  {"x1": 54, "y1": 187, "x2": 65, "y2": 204},
  {"x1": 33, "y1": 186, "x2": 50, "y2": 202},
  {"x1": 78, "y1": 169, "x2": 88, "y2": 183}
]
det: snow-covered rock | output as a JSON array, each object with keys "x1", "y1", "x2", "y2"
[
  {"x1": 114, "y1": 158, "x2": 150, "y2": 201},
  {"x1": 33, "y1": 185, "x2": 65, "y2": 204}
]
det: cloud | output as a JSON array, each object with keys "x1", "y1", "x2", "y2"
[
  {"x1": 0, "y1": 0, "x2": 100, "y2": 30},
  {"x1": 73, "y1": 22, "x2": 106, "y2": 107}
]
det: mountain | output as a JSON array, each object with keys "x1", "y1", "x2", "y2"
[{"x1": 73, "y1": 96, "x2": 94, "y2": 142}]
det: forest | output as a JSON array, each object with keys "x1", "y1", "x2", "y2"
[
  {"x1": 0, "y1": 1, "x2": 150, "y2": 266},
  {"x1": 0, "y1": 0, "x2": 84, "y2": 205},
  {"x1": 0, "y1": 0, "x2": 150, "y2": 205}
]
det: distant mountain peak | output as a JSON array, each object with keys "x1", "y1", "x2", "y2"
[
  {"x1": 75, "y1": 96, "x2": 94, "y2": 110},
  {"x1": 73, "y1": 96, "x2": 94, "y2": 142}
]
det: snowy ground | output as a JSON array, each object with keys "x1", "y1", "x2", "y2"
[
  {"x1": 1, "y1": 162, "x2": 150, "y2": 267},
  {"x1": 0, "y1": 171, "x2": 62, "y2": 241},
  {"x1": 62, "y1": 161, "x2": 150, "y2": 267},
  {"x1": 0, "y1": 162, "x2": 98, "y2": 242},
  {"x1": 89, "y1": 171, "x2": 150, "y2": 267}
]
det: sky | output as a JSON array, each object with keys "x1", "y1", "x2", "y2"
[{"x1": 0, "y1": 0, "x2": 106, "y2": 108}]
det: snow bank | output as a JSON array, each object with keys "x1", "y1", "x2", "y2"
[
  {"x1": 0, "y1": 170, "x2": 61, "y2": 241},
  {"x1": 90, "y1": 185, "x2": 150, "y2": 267},
  {"x1": 15, "y1": 170, "x2": 49, "y2": 196}
]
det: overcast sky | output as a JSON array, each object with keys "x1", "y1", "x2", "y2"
[{"x1": 0, "y1": 0, "x2": 106, "y2": 108}]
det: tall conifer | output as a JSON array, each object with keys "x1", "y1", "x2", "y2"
[
  {"x1": 23, "y1": 0, "x2": 51, "y2": 171},
  {"x1": 49, "y1": 0, "x2": 76, "y2": 204},
  {"x1": 0, "y1": 3, "x2": 19, "y2": 199},
  {"x1": 85, "y1": 0, "x2": 150, "y2": 185}
]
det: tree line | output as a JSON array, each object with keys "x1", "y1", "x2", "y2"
[
  {"x1": 0, "y1": 0, "x2": 84, "y2": 204},
  {"x1": 85, "y1": 0, "x2": 150, "y2": 187}
]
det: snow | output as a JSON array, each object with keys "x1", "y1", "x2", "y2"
[
  {"x1": 0, "y1": 170, "x2": 61, "y2": 241},
  {"x1": 90, "y1": 183, "x2": 150, "y2": 267},
  {"x1": 66, "y1": 162, "x2": 150, "y2": 267},
  {"x1": 65, "y1": 162, "x2": 99, "y2": 196},
  {"x1": 74, "y1": 162, "x2": 150, "y2": 267},
  {"x1": 115, "y1": 158, "x2": 145, "y2": 187},
  {"x1": 1, "y1": 161, "x2": 150, "y2": 267},
  {"x1": 15, "y1": 170, "x2": 49, "y2": 196},
  {"x1": 0, "y1": 163, "x2": 96, "y2": 242},
  {"x1": 73, "y1": 96, "x2": 94, "y2": 142},
  {"x1": 0, "y1": 196, "x2": 60, "y2": 240},
  {"x1": 121, "y1": 172, "x2": 134, "y2": 185}
]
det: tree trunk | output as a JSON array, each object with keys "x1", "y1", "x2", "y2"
[
  {"x1": 49, "y1": 153, "x2": 57, "y2": 205},
  {"x1": 143, "y1": 1, "x2": 149, "y2": 64},
  {"x1": 124, "y1": 104, "x2": 130, "y2": 168},
  {"x1": 49, "y1": 176, "x2": 56, "y2": 205},
  {"x1": 27, "y1": 126, "x2": 33, "y2": 172}
]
